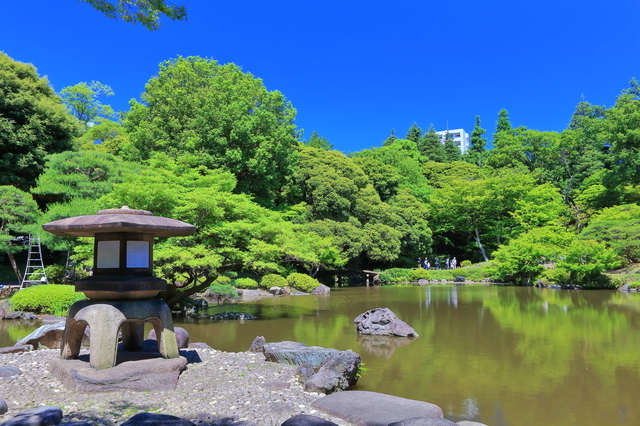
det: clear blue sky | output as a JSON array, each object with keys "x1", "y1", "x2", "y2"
[{"x1": 2, "y1": 0, "x2": 639, "y2": 153}]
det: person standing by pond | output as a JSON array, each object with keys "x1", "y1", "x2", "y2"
[
  {"x1": 424, "y1": 258, "x2": 430, "y2": 269},
  {"x1": 451, "y1": 257, "x2": 457, "y2": 269},
  {"x1": 445, "y1": 257, "x2": 450, "y2": 269},
  {"x1": 435, "y1": 257, "x2": 440, "y2": 269},
  {"x1": 417, "y1": 257, "x2": 422, "y2": 269}
]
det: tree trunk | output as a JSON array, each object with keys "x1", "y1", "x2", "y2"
[
  {"x1": 164, "y1": 276, "x2": 217, "y2": 309},
  {"x1": 7, "y1": 251, "x2": 22, "y2": 283},
  {"x1": 473, "y1": 228, "x2": 489, "y2": 262}
]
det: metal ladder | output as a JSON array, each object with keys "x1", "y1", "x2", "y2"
[{"x1": 20, "y1": 234, "x2": 47, "y2": 289}]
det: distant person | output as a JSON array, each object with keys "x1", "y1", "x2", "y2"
[
  {"x1": 451, "y1": 257, "x2": 457, "y2": 269},
  {"x1": 424, "y1": 258, "x2": 430, "y2": 269},
  {"x1": 445, "y1": 257, "x2": 450, "y2": 269},
  {"x1": 435, "y1": 258, "x2": 440, "y2": 270},
  {"x1": 417, "y1": 257, "x2": 422, "y2": 268}
]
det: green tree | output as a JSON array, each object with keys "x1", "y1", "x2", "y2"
[
  {"x1": 73, "y1": 119, "x2": 130, "y2": 153},
  {"x1": 417, "y1": 125, "x2": 445, "y2": 162},
  {"x1": 0, "y1": 52, "x2": 80, "y2": 190},
  {"x1": 125, "y1": 56, "x2": 299, "y2": 207},
  {"x1": 383, "y1": 129, "x2": 397, "y2": 146},
  {"x1": 60, "y1": 81, "x2": 116, "y2": 126},
  {"x1": 79, "y1": 0, "x2": 187, "y2": 30},
  {"x1": 305, "y1": 130, "x2": 333, "y2": 150},
  {"x1": 405, "y1": 123, "x2": 422, "y2": 144},
  {"x1": 467, "y1": 115, "x2": 487, "y2": 166},
  {"x1": 605, "y1": 78, "x2": 640, "y2": 186},
  {"x1": 97, "y1": 160, "x2": 341, "y2": 307},
  {"x1": 0, "y1": 186, "x2": 39, "y2": 281},
  {"x1": 443, "y1": 131, "x2": 461, "y2": 162},
  {"x1": 494, "y1": 108, "x2": 513, "y2": 135},
  {"x1": 580, "y1": 204, "x2": 640, "y2": 262}
]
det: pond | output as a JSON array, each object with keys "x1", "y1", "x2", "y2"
[{"x1": 3, "y1": 285, "x2": 640, "y2": 426}]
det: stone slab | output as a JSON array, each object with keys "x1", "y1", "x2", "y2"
[
  {"x1": 311, "y1": 391, "x2": 443, "y2": 426},
  {"x1": 0, "y1": 405, "x2": 62, "y2": 426},
  {"x1": 48, "y1": 354, "x2": 187, "y2": 392},
  {"x1": 0, "y1": 345, "x2": 32, "y2": 354}
]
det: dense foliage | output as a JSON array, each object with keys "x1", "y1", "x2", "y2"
[
  {"x1": 10, "y1": 284, "x2": 87, "y2": 314},
  {"x1": 1, "y1": 50, "x2": 638, "y2": 300}
]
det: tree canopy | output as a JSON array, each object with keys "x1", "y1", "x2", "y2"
[{"x1": 0, "y1": 52, "x2": 80, "y2": 190}]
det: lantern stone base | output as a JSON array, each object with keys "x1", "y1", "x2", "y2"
[
  {"x1": 61, "y1": 298, "x2": 180, "y2": 370},
  {"x1": 49, "y1": 353, "x2": 187, "y2": 392}
]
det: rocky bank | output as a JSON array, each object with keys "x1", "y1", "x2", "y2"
[{"x1": 0, "y1": 347, "x2": 348, "y2": 426}]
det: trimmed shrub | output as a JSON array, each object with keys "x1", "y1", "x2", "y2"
[
  {"x1": 10, "y1": 284, "x2": 86, "y2": 314},
  {"x1": 286, "y1": 273, "x2": 320, "y2": 293},
  {"x1": 233, "y1": 277, "x2": 258, "y2": 289},
  {"x1": 409, "y1": 268, "x2": 430, "y2": 281},
  {"x1": 378, "y1": 268, "x2": 412, "y2": 284},
  {"x1": 214, "y1": 276, "x2": 232, "y2": 285},
  {"x1": 260, "y1": 274, "x2": 287, "y2": 289},
  {"x1": 460, "y1": 260, "x2": 472, "y2": 267},
  {"x1": 541, "y1": 267, "x2": 571, "y2": 284}
]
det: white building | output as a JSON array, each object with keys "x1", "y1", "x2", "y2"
[{"x1": 435, "y1": 128, "x2": 470, "y2": 154}]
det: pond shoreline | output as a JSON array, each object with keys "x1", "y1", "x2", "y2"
[{"x1": 0, "y1": 347, "x2": 351, "y2": 426}]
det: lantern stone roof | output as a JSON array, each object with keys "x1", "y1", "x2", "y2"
[{"x1": 42, "y1": 206, "x2": 196, "y2": 237}]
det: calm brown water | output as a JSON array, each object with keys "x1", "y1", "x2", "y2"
[{"x1": 3, "y1": 286, "x2": 640, "y2": 426}]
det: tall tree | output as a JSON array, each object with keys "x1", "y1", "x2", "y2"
[
  {"x1": 0, "y1": 186, "x2": 39, "y2": 282},
  {"x1": 383, "y1": 129, "x2": 397, "y2": 146},
  {"x1": 405, "y1": 123, "x2": 422, "y2": 144},
  {"x1": 60, "y1": 81, "x2": 116, "y2": 125},
  {"x1": 305, "y1": 130, "x2": 333, "y2": 150},
  {"x1": 494, "y1": 109, "x2": 513, "y2": 136},
  {"x1": 468, "y1": 115, "x2": 487, "y2": 166},
  {"x1": 443, "y1": 131, "x2": 461, "y2": 162},
  {"x1": 418, "y1": 125, "x2": 445, "y2": 162},
  {"x1": 124, "y1": 56, "x2": 300, "y2": 207},
  {"x1": 79, "y1": 0, "x2": 187, "y2": 30},
  {"x1": 605, "y1": 78, "x2": 640, "y2": 186},
  {"x1": 0, "y1": 52, "x2": 80, "y2": 190}
]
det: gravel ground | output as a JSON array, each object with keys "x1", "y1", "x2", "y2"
[{"x1": 0, "y1": 348, "x2": 350, "y2": 426}]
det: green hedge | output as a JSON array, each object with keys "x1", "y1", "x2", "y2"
[
  {"x1": 10, "y1": 285, "x2": 86, "y2": 315},
  {"x1": 260, "y1": 274, "x2": 287, "y2": 289},
  {"x1": 460, "y1": 260, "x2": 472, "y2": 267},
  {"x1": 286, "y1": 273, "x2": 320, "y2": 293},
  {"x1": 233, "y1": 277, "x2": 258, "y2": 289}
]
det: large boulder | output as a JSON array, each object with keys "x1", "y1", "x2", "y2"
[
  {"x1": 303, "y1": 350, "x2": 361, "y2": 394},
  {"x1": 15, "y1": 322, "x2": 89, "y2": 349},
  {"x1": 281, "y1": 414, "x2": 338, "y2": 426},
  {"x1": 263, "y1": 340, "x2": 362, "y2": 394},
  {"x1": 311, "y1": 391, "x2": 443, "y2": 426},
  {"x1": 120, "y1": 413, "x2": 196, "y2": 426},
  {"x1": 148, "y1": 327, "x2": 189, "y2": 349},
  {"x1": 354, "y1": 308, "x2": 419, "y2": 337},
  {"x1": 263, "y1": 341, "x2": 338, "y2": 366},
  {"x1": 0, "y1": 406, "x2": 63, "y2": 426},
  {"x1": 311, "y1": 285, "x2": 331, "y2": 295}
]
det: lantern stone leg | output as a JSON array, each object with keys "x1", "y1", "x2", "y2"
[{"x1": 61, "y1": 299, "x2": 180, "y2": 370}]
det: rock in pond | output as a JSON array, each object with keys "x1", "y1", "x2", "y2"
[{"x1": 354, "y1": 308, "x2": 419, "y2": 337}]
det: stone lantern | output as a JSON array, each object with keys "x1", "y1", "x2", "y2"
[{"x1": 42, "y1": 206, "x2": 196, "y2": 370}]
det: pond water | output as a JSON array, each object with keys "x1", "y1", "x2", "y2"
[{"x1": 3, "y1": 286, "x2": 640, "y2": 426}]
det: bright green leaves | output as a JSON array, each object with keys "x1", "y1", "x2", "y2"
[
  {"x1": 0, "y1": 52, "x2": 80, "y2": 190},
  {"x1": 60, "y1": 81, "x2": 116, "y2": 126},
  {"x1": 125, "y1": 56, "x2": 299, "y2": 206}
]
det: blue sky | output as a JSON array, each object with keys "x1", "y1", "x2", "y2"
[{"x1": 2, "y1": 0, "x2": 639, "y2": 153}]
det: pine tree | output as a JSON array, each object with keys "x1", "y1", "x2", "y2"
[
  {"x1": 383, "y1": 129, "x2": 397, "y2": 146},
  {"x1": 443, "y1": 131, "x2": 461, "y2": 162},
  {"x1": 418, "y1": 125, "x2": 445, "y2": 162},
  {"x1": 306, "y1": 130, "x2": 333, "y2": 150},
  {"x1": 468, "y1": 115, "x2": 487, "y2": 166},
  {"x1": 406, "y1": 123, "x2": 422, "y2": 143},
  {"x1": 494, "y1": 109, "x2": 512, "y2": 136}
]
